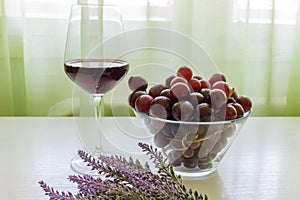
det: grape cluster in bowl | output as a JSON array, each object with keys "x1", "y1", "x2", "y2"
[{"x1": 128, "y1": 66, "x2": 252, "y2": 177}]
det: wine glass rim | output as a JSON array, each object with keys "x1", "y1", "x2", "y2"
[{"x1": 65, "y1": 58, "x2": 128, "y2": 65}]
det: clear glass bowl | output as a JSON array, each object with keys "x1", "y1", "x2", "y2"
[{"x1": 135, "y1": 110, "x2": 251, "y2": 177}]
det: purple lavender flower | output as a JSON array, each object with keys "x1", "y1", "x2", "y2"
[{"x1": 39, "y1": 143, "x2": 208, "y2": 200}]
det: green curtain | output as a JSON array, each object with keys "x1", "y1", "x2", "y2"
[
  {"x1": 0, "y1": 0, "x2": 14, "y2": 115},
  {"x1": 1, "y1": 0, "x2": 300, "y2": 116},
  {"x1": 286, "y1": 2, "x2": 300, "y2": 116},
  {"x1": 0, "y1": 0, "x2": 75, "y2": 116},
  {"x1": 0, "y1": 2, "x2": 27, "y2": 116}
]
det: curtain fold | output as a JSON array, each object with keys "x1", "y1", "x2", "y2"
[
  {"x1": 1, "y1": 1, "x2": 29, "y2": 116},
  {"x1": 0, "y1": 0, "x2": 14, "y2": 115},
  {"x1": 7, "y1": 17, "x2": 27, "y2": 115},
  {"x1": 286, "y1": 2, "x2": 300, "y2": 115}
]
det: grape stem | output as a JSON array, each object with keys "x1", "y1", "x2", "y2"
[
  {"x1": 227, "y1": 88, "x2": 236, "y2": 103},
  {"x1": 164, "y1": 125, "x2": 234, "y2": 151}
]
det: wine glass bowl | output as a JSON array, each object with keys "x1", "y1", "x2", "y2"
[
  {"x1": 64, "y1": 4, "x2": 128, "y2": 175},
  {"x1": 135, "y1": 110, "x2": 251, "y2": 177},
  {"x1": 64, "y1": 59, "x2": 129, "y2": 95}
]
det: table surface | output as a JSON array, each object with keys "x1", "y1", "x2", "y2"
[{"x1": 0, "y1": 116, "x2": 300, "y2": 200}]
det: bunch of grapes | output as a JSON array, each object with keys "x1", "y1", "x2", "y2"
[
  {"x1": 128, "y1": 66, "x2": 252, "y2": 122},
  {"x1": 128, "y1": 66, "x2": 252, "y2": 171}
]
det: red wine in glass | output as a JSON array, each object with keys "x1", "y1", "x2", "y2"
[{"x1": 65, "y1": 59, "x2": 129, "y2": 95}]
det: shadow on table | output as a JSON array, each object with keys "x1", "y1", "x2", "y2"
[{"x1": 182, "y1": 171, "x2": 229, "y2": 200}]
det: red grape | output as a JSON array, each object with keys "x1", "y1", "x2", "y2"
[
  {"x1": 183, "y1": 158, "x2": 198, "y2": 168},
  {"x1": 212, "y1": 106, "x2": 226, "y2": 121},
  {"x1": 200, "y1": 88, "x2": 211, "y2": 104},
  {"x1": 177, "y1": 66, "x2": 193, "y2": 81},
  {"x1": 160, "y1": 89, "x2": 178, "y2": 102},
  {"x1": 193, "y1": 75, "x2": 203, "y2": 80},
  {"x1": 199, "y1": 79, "x2": 211, "y2": 90},
  {"x1": 210, "y1": 89, "x2": 227, "y2": 109},
  {"x1": 154, "y1": 131, "x2": 170, "y2": 148},
  {"x1": 170, "y1": 76, "x2": 188, "y2": 87},
  {"x1": 236, "y1": 96, "x2": 252, "y2": 112},
  {"x1": 198, "y1": 157, "x2": 212, "y2": 169},
  {"x1": 165, "y1": 75, "x2": 176, "y2": 88},
  {"x1": 135, "y1": 94, "x2": 153, "y2": 114},
  {"x1": 128, "y1": 76, "x2": 148, "y2": 91},
  {"x1": 183, "y1": 148, "x2": 194, "y2": 158},
  {"x1": 189, "y1": 92, "x2": 205, "y2": 106},
  {"x1": 168, "y1": 151, "x2": 184, "y2": 167},
  {"x1": 170, "y1": 82, "x2": 190, "y2": 100},
  {"x1": 225, "y1": 104, "x2": 237, "y2": 120},
  {"x1": 188, "y1": 78, "x2": 201, "y2": 92},
  {"x1": 197, "y1": 103, "x2": 212, "y2": 122},
  {"x1": 172, "y1": 100, "x2": 194, "y2": 121},
  {"x1": 128, "y1": 90, "x2": 146, "y2": 108},
  {"x1": 149, "y1": 96, "x2": 172, "y2": 119},
  {"x1": 208, "y1": 72, "x2": 226, "y2": 86},
  {"x1": 149, "y1": 83, "x2": 167, "y2": 98},
  {"x1": 190, "y1": 141, "x2": 201, "y2": 149},
  {"x1": 127, "y1": 66, "x2": 252, "y2": 123},
  {"x1": 212, "y1": 81, "x2": 230, "y2": 97},
  {"x1": 230, "y1": 102, "x2": 245, "y2": 118}
]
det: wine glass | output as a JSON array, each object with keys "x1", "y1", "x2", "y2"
[{"x1": 64, "y1": 4, "x2": 129, "y2": 175}]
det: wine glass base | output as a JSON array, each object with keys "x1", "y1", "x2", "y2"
[
  {"x1": 70, "y1": 146, "x2": 105, "y2": 176},
  {"x1": 70, "y1": 154, "x2": 101, "y2": 176}
]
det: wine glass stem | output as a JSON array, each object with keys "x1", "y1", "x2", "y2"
[{"x1": 93, "y1": 94, "x2": 104, "y2": 156}]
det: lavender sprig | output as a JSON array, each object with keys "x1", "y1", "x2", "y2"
[{"x1": 39, "y1": 143, "x2": 208, "y2": 200}]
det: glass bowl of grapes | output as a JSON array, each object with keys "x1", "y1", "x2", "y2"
[{"x1": 128, "y1": 66, "x2": 252, "y2": 177}]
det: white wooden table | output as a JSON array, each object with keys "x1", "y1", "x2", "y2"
[{"x1": 0, "y1": 117, "x2": 300, "y2": 200}]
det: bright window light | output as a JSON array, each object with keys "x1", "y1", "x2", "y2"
[
  {"x1": 105, "y1": 0, "x2": 171, "y2": 6},
  {"x1": 23, "y1": 0, "x2": 76, "y2": 19},
  {"x1": 15, "y1": 0, "x2": 172, "y2": 22},
  {"x1": 105, "y1": 0, "x2": 172, "y2": 22},
  {"x1": 233, "y1": 0, "x2": 298, "y2": 25}
]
